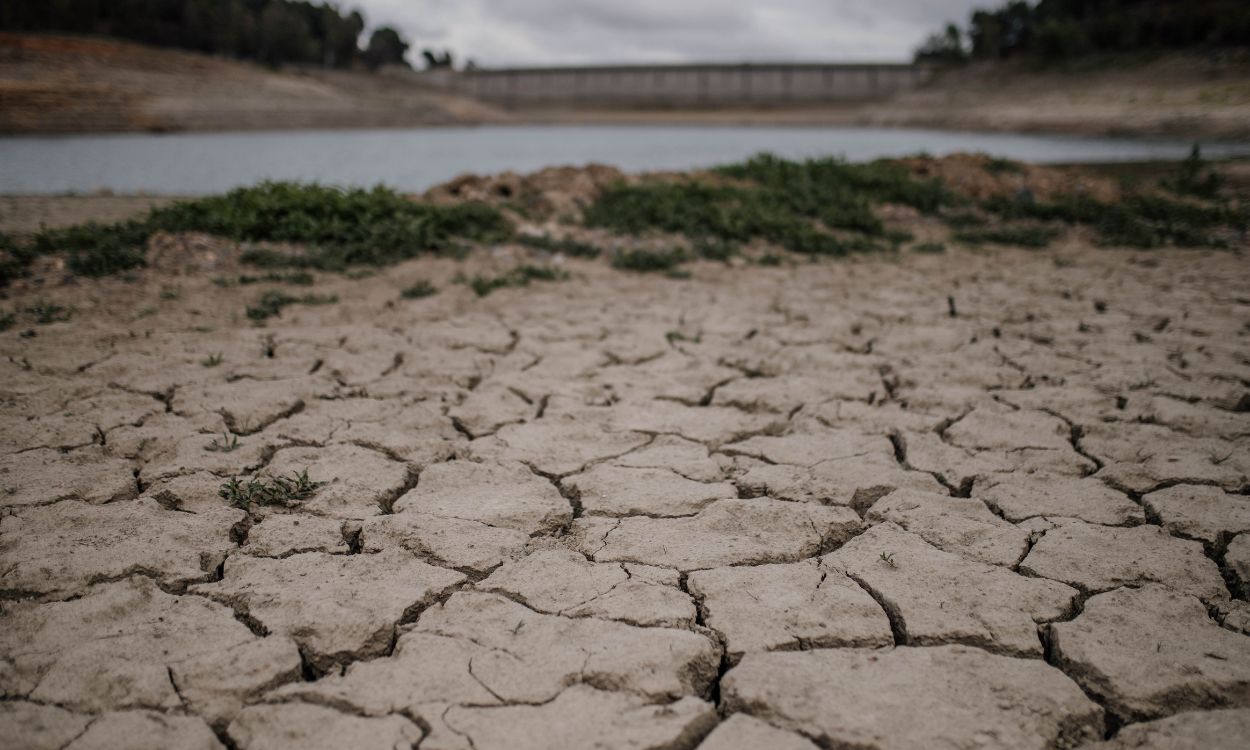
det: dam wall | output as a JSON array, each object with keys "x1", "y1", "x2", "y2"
[{"x1": 406, "y1": 63, "x2": 937, "y2": 107}]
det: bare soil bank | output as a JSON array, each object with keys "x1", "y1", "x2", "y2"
[{"x1": 0, "y1": 33, "x2": 507, "y2": 135}]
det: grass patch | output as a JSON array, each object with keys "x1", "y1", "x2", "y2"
[
  {"x1": 201, "y1": 352, "x2": 224, "y2": 367},
  {"x1": 400, "y1": 280, "x2": 438, "y2": 299},
  {"x1": 0, "y1": 311, "x2": 15, "y2": 331},
  {"x1": 693, "y1": 236, "x2": 738, "y2": 262},
  {"x1": 953, "y1": 225, "x2": 1060, "y2": 248},
  {"x1": 984, "y1": 156, "x2": 1026, "y2": 175},
  {"x1": 914, "y1": 242, "x2": 947, "y2": 254},
  {"x1": 204, "y1": 432, "x2": 241, "y2": 453},
  {"x1": 585, "y1": 154, "x2": 952, "y2": 257},
  {"x1": 215, "y1": 271, "x2": 316, "y2": 287},
  {"x1": 457, "y1": 264, "x2": 569, "y2": 297},
  {"x1": 29, "y1": 182, "x2": 512, "y2": 278},
  {"x1": 611, "y1": 247, "x2": 689, "y2": 273},
  {"x1": 517, "y1": 233, "x2": 601, "y2": 258},
  {"x1": 245, "y1": 290, "x2": 338, "y2": 322},
  {"x1": 219, "y1": 470, "x2": 324, "y2": 510},
  {"x1": 24, "y1": 300, "x2": 72, "y2": 324}
]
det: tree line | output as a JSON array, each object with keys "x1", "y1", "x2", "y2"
[
  {"x1": 0, "y1": 0, "x2": 417, "y2": 70},
  {"x1": 916, "y1": 0, "x2": 1250, "y2": 63}
]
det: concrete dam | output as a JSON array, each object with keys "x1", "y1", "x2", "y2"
[{"x1": 411, "y1": 63, "x2": 937, "y2": 107}]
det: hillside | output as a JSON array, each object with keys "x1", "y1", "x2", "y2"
[{"x1": 0, "y1": 34, "x2": 507, "y2": 135}]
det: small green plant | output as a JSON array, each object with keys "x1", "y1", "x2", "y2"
[
  {"x1": 914, "y1": 242, "x2": 947, "y2": 254},
  {"x1": 692, "y1": 236, "x2": 737, "y2": 262},
  {"x1": 0, "y1": 311, "x2": 16, "y2": 331},
  {"x1": 611, "y1": 247, "x2": 689, "y2": 273},
  {"x1": 159, "y1": 286, "x2": 181, "y2": 300},
  {"x1": 984, "y1": 156, "x2": 1025, "y2": 175},
  {"x1": 458, "y1": 265, "x2": 569, "y2": 297},
  {"x1": 754, "y1": 253, "x2": 784, "y2": 266},
  {"x1": 218, "y1": 469, "x2": 324, "y2": 510},
  {"x1": 953, "y1": 225, "x2": 1059, "y2": 248},
  {"x1": 879, "y1": 551, "x2": 898, "y2": 568},
  {"x1": 1164, "y1": 144, "x2": 1223, "y2": 200},
  {"x1": 666, "y1": 331, "x2": 701, "y2": 344},
  {"x1": 201, "y1": 352, "x2": 224, "y2": 367},
  {"x1": 204, "y1": 432, "x2": 240, "y2": 453},
  {"x1": 517, "y1": 234, "x2": 601, "y2": 258},
  {"x1": 246, "y1": 291, "x2": 338, "y2": 321},
  {"x1": 400, "y1": 280, "x2": 438, "y2": 299},
  {"x1": 216, "y1": 271, "x2": 316, "y2": 287},
  {"x1": 24, "y1": 300, "x2": 72, "y2": 324}
]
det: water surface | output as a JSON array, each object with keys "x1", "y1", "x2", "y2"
[{"x1": 2, "y1": 124, "x2": 1247, "y2": 195}]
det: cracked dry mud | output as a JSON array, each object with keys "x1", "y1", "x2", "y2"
[{"x1": 2, "y1": 241, "x2": 1250, "y2": 750}]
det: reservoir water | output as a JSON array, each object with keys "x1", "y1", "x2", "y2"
[{"x1": 2, "y1": 124, "x2": 1248, "y2": 195}]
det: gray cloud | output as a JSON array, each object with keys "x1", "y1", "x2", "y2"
[{"x1": 355, "y1": 0, "x2": 984, "y2": 67}]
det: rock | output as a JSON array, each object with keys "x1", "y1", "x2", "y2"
[
  {"x1": 0, "y1": 576, "x2": 292, "y2": 712},
  {"x1": 695, "y1": 714, "x2": 820, "y2": 750},
  {"x1": 0, "y1": 701, "x2": 92, "y2": 750},
  {"x1": 946, "y1": 406, "x2": 1073, "y2": 452},
  {"x1": 65, "y1": 711, "x2": 224, "y2": 750},
  {"x1": 606, "y1": 400, "x2": 784, "y2": 448},
  {"x1": 0, "y1": 498, "x2": 243, "y2": 599},
  {"x1": 466, "y1": 413, "x2": 650, "y2": 476},
  {"x1": 441, "y1": 686, "x2": 717, "y2": 750},
  {"x1": 478, "y1": 548, "x2": 695, "y2": 627},
  {"x1": 821, "y1": 522, "x2": 1077, "y2": 656},
  {"x1": 265, "y1": 444, "x2": 413, "y2": 518},
  {"x1": 1078, "y1": 708, "x2": 1250, "y2": 749},
  {"x1": 1019, "y1": 522, "x2": 1228, "y2": 602},
  {"x1": 448, "y1": 383, "x2": 534, "y2": 438},
  {"x1": 241, "y1": 514, "x2": 350, "y2": 557},
  {"x1": 1228, "y1": 533, "x2": 1250, "y2": 599},
  {"x1": 722, "y1": 645, "x2": 1103, "y2": 749},
  {"x1": 564, "y1": 465, "x2": 735, "y2": 517},
  {"x1": 1143, "y1": 484, "x2": 1250, "y2": 546},
  {"x1": 1050, "y1": 584, "x2": 1250, "y2": 722},
  {"x1": 865, "y1": 488, "x2": 1029, "y2": 566},
  {"x1": 735, "y1": 454, "x2": 943, "y2": 512},
  {"x1": 574, "y1": 498, "x2": 862, "y2": 572},
  {"x1": 414, "y1": 591, "x2": 718, "y2": 702},
  {"x1": 191, "y1": 550, "x2": 464, "y2": 671},
  {"x1": 360, "y1": 512, "x2": 529, "y2": 575},
  {"x1": 723, "y1": 429, "x2": 894, "y2": 467},
  {"x1": 974, "y1": 473, "x2": 1144, "y2": 526},
  {"x1": 393, "y1": 460, "x2": 570, "y2": 535},
  {"x1": 227, "y1": 703, "x2": 423, "y2": 750},
  {"x1": 268, "y1": 631, "x2": 503, "y2": 716},
  {"x1": 0, "y1": 448, "x2": 136, "y2": 508},
  {"x1": 171, "y1": 637, "x2": 302, "y2": 725},
  {"x1": 609, "y1": 435, "x2": 725, "y2": 482},
  {"x1": 687, "y1": 560, "x2": 892, "y2": 661}
]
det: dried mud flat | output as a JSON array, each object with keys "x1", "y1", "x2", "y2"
[{"x1": 2, "y1": 237, "x2": 1250, "y2": 749}]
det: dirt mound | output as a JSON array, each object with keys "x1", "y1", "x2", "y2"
[
  {"x1": 895, "y1": 152, "x2": 1122, "y2": 203},
  {"x1": 0, "y1": 33, "x2": 508, "y2": 135}
]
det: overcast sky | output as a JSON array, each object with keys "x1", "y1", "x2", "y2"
[{"x1": 352, "y1": 0, "x2": 986, "y2": 67}]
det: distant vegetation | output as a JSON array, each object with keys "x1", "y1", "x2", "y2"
[
  {"x1": 916, "y1": 0, "x2": 1250, "y2": 63},
  {"x1": 1, "y1": 0, "x2": 411, "y2": 69}
]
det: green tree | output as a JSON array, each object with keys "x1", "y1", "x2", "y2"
[{"x1": 363, "y1": 26, "x2": 410, "y2": 70}]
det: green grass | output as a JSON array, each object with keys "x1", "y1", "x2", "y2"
[
  {"x1": 953, "y1": 225, "x2": 1061, "y2": 248},
  {"x1": 0, "y1": 311, "x2": 16, "y2": 331},
  {"x1": 611, "y1": 247, "x2": 689, "y2": 273},
  {"x1": 245, "y1": 290, "x2": 338, "y2": 321},
  {"x1": 982, "y1": 191, "x2": 1243, "y2": 249},
  {"x1": 215, "y1": 271, "x2": 316, "y2": 287},
  {"x1": 26, "y1": 182, "x2": 512, "y2": 279},
  {"x1": 585, "y1": 154, "x2": 952, "y2": 257},
  {"x1": 219, "y1": 470, "x2": 324, "y2": 510},
  {"x1": 204, "y1": 432, "x2": 241, "y2": 453},
  {"x1": 517, "y1": 233, "x2": 601, "y2": 258},
  {"x1": 400, "y1": 280, "x2": 438, "y2": 299},
  {"x1": 984, "y1": 157, "x2": 1026, "y2": 175},
  {"x1": 693, "y1": 236, "x2": 738, "y2": 262},
  {"x1": 24, "y1": 300, "x2": 72, "y2": 324},
  {"x1": 458, "y1": 264, "x2": 569, "y2": 297},
  {"x1": 914, "y1": 242, "x2": 947, "y2": 254},
  {"x1": 201, "y1": 352, "x2": 224, "y2": 367}
]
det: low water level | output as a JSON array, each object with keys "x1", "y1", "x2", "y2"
[{"x1": 2, "y1": 124, "x2": 1248, "y2": 195}]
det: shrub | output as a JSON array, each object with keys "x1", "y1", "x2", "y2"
[
  {"x1": 611, "y1": 248, "x2": 689, "y2": 273},
  {"x1": 400, "y1": 280, "x2": 438, "y2": 299},
  {"x1": 517, "y1": 234, "x2": 601, "y2": 258}
]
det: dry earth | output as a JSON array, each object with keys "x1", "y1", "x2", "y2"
[{"x1": 2, "y1": 217, "x2": 1250, "y2": 748}]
